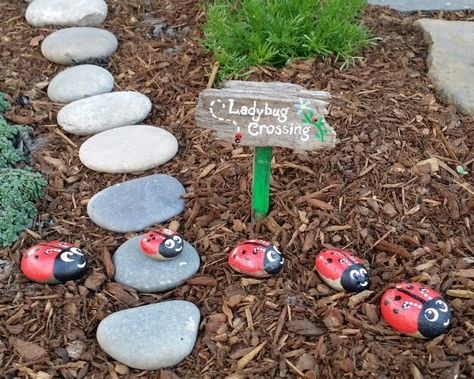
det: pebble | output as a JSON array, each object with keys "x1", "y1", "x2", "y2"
[
  {"x1": 113, "y1": 234, "x2": 199, "y2": 292},
  {"x1": 381, "y1": 282, "x2": 452, "y2": 339},
  {"x1": 228, "y1": 240, "x2": 284, "y2": 277},
  {"x1": 96, "y1": 301, "x2": 200, "y2": 370},
  {"x1": 314, "y1": 249, "x2": 370, "y2": 293},
  {"x1": 41, "y1": 27, "x2": 118, "y2": 65},
  {"x1": 87, "y1": 174, "x2": 186, "y2": 233},
  {"x1": 21, "y1": 241, "x2": 87, "y2": 284},
  {"x1": 57, "y1": 92, "x2": 152, "y2": 135},
  {"x1": 0, "y1": 260, "x2": 14, "y2": 282},
  {"x1": 26, "y1": 0, "x2": 107, "y2": 27},
  {"x1": 139, "y1": 228, "x2": 184, "y2": 260},
  {"x1": 79, "y1": 125, "x2": 177, "y2": 172},
  {"x1": 48, "y1": 64, "x2": 114, "y2": 103}
]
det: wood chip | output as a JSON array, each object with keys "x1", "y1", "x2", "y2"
[
  {"x1": 286, "y1": 319, "x2": 324, "y2": 336},
  {"x1": 236, "y1": 341, "x2": 267, "y2": 371},
  {"x1": 446, "y1": 289, "x2": 474, "y2": 299},
  {"x1": 348, "y1": 290, "x2": 374, "y2": 308},
  {"x1": 101, "y1": 247, "x2": 115, "y2": 279}
]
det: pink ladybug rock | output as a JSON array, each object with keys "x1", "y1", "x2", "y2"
[
  {"x1": 381, "y1": 282, "x2": 452, "y2": 339},
  {"x1": 139, "y1": 228, "x2": 184, "y2": 260},
  {"x1": 314, "y1": 249, "x2": 370, "y2": 293}
]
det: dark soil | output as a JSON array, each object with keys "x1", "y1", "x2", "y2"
[{"x1": 1, "y1": 1, "x2": 474, "y2": 378}]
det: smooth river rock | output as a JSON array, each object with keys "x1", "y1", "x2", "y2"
[
  {"x1": 368, "y1": 0, "x2": 473, "y2": 11},
  {"x1": 415, "y1": 20, "x2": 474, "y2": 116},
  {"x1": 41, "y1": 27, "x2": 118, "y2": 65},
  {"x1": 87, "y1": 174, "x2": 186, "y2": 233},
  {"x1": 57, "y1": 92, "x2": 152, "y2": 135},
  {"x1": 26, "y1": 0, "x2": 107, "y2": 27},
  {"x1": 97, "y1": 301, "x2": 200, "y2": 370},
  {"x1": 113, "y1": 235, "x2": 200, "y2": 292},
  {"x1": 79, "y1": 125, "x2": 178, "y2": 173},
  {"x1": 48, "y1": 64, "x2": 114, "y2": 103}
]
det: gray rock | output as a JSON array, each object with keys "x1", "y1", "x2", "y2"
[
  {"x1": 368, "y1": 0, "x2": 473, "y2": 12},
  {"x1": 113, "y1": 235, "x2": 200, "y2": 292},
  {"x1": 87, "y1": 174, "x2": 186, "y2": 233},
  {"x1": 41, "y1": 27, "x2": 117, "y2": 65},
  {"x1": 79, "y1": 125, "x2": 178, "y2": 173},
  {"x1": 26, "y1": 0, "x2": 107, "y2": 27},
  {"x1": 96, "y1": 301, "x2": 200, "y2": 370},
  {"x1": 48, "y1": 64, "x2": 114, "y2": 103},
  {"x1": 57, "y1": 91, "x2": 152, "y2": 135},
  {"x1": 0, "y1": 260, "x2": 14, "y2": 282},
  {"x1": 415, "y1": 20, "x2": 474, "y2": 116}
]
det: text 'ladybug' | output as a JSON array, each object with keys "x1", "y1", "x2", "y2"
[
  {"x1": 21, "y1": 241, "x2": 87, "y2": 284},
  {"x1": 314, "y1": 249, "x2": 370, "y2": 293},
  {"x1": 228, "y1": 240, "x2": 284, "y2": 278},
  {"x1": 381, "y1": 282, "x2": 452, "y2": 339},
  {"x1": 139, "y1": 228, "x2": 184, "y2": 260}
]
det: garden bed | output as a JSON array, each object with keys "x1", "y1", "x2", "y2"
[{"x1": 0, "y1": 0, "x2": 473, "y2": 378}]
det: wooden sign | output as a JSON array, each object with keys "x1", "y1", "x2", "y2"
[
  {"x1": 195, "y1": 81, "x2": 336, "y2": 151},
  {"x1": 195, "y1": 81, "x2": 337, "y2": 219}
]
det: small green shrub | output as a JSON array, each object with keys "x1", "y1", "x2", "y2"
[
  {"x1": 202, "y1": 0, "x2": 374, "y2": 79},
  {"x1": 0, "y1": 116, "x2": 31, "y2": 168},
  {"x1": 0, "y1": 93, "x2": 9, "y2": 114}
]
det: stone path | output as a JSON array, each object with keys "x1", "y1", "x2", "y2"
[{"x1": 368, "y1": 0, "x2": 473, "y2": 12}]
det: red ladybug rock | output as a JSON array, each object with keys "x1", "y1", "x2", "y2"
[
  {"x1": 314, "y1": 249, "x2": 370, "y2": 292},
  {"x1": 21, "y1": 241, "x2": 87, "y2": 284},
  {"x1": 228, "y1": 240, "x2": 284, "y2": 277},
  {"x1": 139, "y1": 228, "x2": 184, "y2": 260},
  {"x1": 381, "y1": 282, "x2": 452, "y2": 339}
]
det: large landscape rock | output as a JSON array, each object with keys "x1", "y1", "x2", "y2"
[
  {"x1": 48, "y1": 64, "x2": 114, "y2": 103},
  {"x1": 368, "y1": 0, "x2": 473, "y2": 11},
  {"x1": 97, "y1": 301, "x2": 200, "y2": 370},
  {"x1": 113, "y1": 235, "x2": 200, "y2": 292},
  {"x1": 26, "y1": 0, "x2": 107, "y2": 27},
  {"x1": 87, "y1": 174, "x2": 186, "y2": 233},
  {"x1": 57, "y1": 92, "x2": 152, "y2": 135},
  {"x1": 79, "y1": 125, "x2": 178, "y2": 173},
  {"x1": 415, "y1": 19, "x2": 474, "y2": 116},
  {"x1": 41, "y1": 27, "x2": 118, "y2": 65}
]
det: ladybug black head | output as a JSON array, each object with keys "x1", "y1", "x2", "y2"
[
  {"x1": 53, "y1": 247, "x2": 87, "y2": 283},
  {"x1": 263, "y1": 245, "x2": 284, "y2": 275},
  {"x1": 418, "y1": 298, "x2": 452, "y2": 339},
  {"x1": 159, "y1": 234, "x2": 184, "y2": 258},
  {"x1": 340, "y1": 264, "x2": 370, "y2": 293}
]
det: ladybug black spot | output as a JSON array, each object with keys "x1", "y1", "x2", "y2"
[
  {"x1": 393, "y1": 309, "x2": 399, "y2": 314},
  {"x1": 394, "y1": 295, "x2": 401, "y2": 301},
  {"x1": 242, "y1": 250, "x2": 247, "y2": 255},
  {"x1": 326, "y1": 258, "x2": 333, "y2": 263},
  {"x1": 232, "y1": 254, "x2": 237, "y2": 259},
  {"x1": 384, "y1": 299, "x2": 390, "y2": 305},
  {"x1": 407, "y1": 285, "x2": 414, "y2": 289},
  {"x1": 34, "y1": 255, "x2": 39, "y2": 259}
]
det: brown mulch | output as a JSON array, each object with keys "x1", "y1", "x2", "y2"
[{"x1": 1, "y1": 0, "x2": 474, "y2": 378}]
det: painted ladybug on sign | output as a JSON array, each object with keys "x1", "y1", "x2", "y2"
[
  {"x1": 381, "y1": 282, "x2": 452, "y2": 339},
  {"x1": 139, "y1": 228, "x2": 184, "y2": 260},
  {"x1": 21, "y1": 241, "x2": 87, "y2": 284},
  {"x1": 314, "y1": 249, "x2": 370, "y2": 293},
  {"x1": 228, "y1": 240, "x2": 284, "y2": 277}
]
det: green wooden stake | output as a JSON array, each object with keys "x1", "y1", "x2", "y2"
[{"x1": 252, "y1": 146, "x2": 272, "y2": 220}]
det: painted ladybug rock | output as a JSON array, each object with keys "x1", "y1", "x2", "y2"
[
  {"x1": 228, "y1": 240, "x2": 284, "y2": 277},
  {"x1": 314, "y1": 249, "x2": 370, "y2": 293},
  {"x1": 21, "y1": 241, "x2": 87, "y2": 284},
  {"x1": 381, "y1": 282, "x2": 452, "y2": 339},
  {"x1": 139, "y1": 228, "x2": 184, "y2": 260}
]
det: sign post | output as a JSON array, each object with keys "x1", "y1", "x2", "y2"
[{"x1": 195, "y1": 81, "x2": 336, "y2": 220}]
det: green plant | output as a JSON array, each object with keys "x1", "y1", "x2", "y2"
[
  {"x1": 202, "y1": 0, "x2": 374, "y2": 79},
  {"x1": 0, "y1": 92, "x2": 9, "y2": 114},
  {"x1": 0, "y1": 116, "x2": 31, "y2": 168}
]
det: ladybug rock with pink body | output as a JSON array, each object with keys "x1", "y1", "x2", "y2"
[
  {"x1": 381, "y1": 282, "x2": 452, "y2": 339},
  {"x1": 314, "y1": 249, "x2": 370, "y2": 293},
  {"x1": 21, "y1": 241, "x2": 87, "y2": 284},
  {"x1": 228, "y1": 240, "x2": 284, "y2": 277},
  {"x1": 139, "y1": 228, "x2": 184, "y2": 260}
]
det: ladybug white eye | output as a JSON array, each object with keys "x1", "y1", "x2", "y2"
[
  {"x1": 359, "y1": 268, "x2": 367, "y2": 276},
  {"x1": 165, "y1": 240, "x2": 175, "y2": 249},
  {"x1": 436, "y1": 300, "x2": 448, "y2": 313},
  {"x1": 339, "y1": 258, "x2": 346, "y2": 264},
  {"x1": 424, "y1": 308, "x2": 439, "y2": 322},
  {"x1": 69, "y1": 247, "x2": 84, "y2": 256},
  {"x1": 60, "y1": 251, "x2": 75, "y2": 263},
  {"x1": 349, "y1": 270, "x2": 360, "y2": 280},
  {"x1": 266, "y1": 250, "x2": 279, "y2": 263},
  {"x1": 173, "y1": 236, "x2": 182, "y2": 243}
]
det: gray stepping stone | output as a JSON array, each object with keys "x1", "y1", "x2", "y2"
[
  {"x1": 97, "y1": 301, "x2": 200, "y2": 370},
  {"x1": 57, "y1": 92, "x2": 152, "y2": 135},
  {"x1": 79, "y1": 125, "x2": 178, "y2": 173},
  {"x1": 415, "y1": 19, "x2": 474, "y2": 116},
  {"x1": 41, "y1": 27, "x2": 117, "y2": 65},
  {"x1": 368, "y1": 0, "x2": 473, "y2": 12},
  {"x1": 26, "y1": 0, "x2": 107, "y2": 27},
  {"x1": 87, "y1": 174, "x2": 186, "y2": 233},
  {"x1": 48, "y1": 64, "x2": 114, "y2": 103},
  {"x1": 113, "y1": 234, "x2": 200, "y2": 292}
]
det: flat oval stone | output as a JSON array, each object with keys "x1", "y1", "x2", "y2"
[
  {"x1": 87, "y1": 174, "x2": 185, "y2": 233},
  {"x1": 97, "y1": 301, "x2": 199, "y2": 370},
  {"x1": 26, "y1": 0, "x2": 107, "y2": 27},
  {"x1": 41, "y1": 27, "x2": 117, "y2": 65},
  {"x1": 48, "y1": 64, "x2": 114, "y2": 103},
  {"x1": 114, "y1": 234, "x2": 199, "y2": 292},
  {"x1": 79, "y1": 125, "x2": 177, "y2": 172},
  {"x1": 57, "y1": 92, "x2": 152, "y2": 135}
]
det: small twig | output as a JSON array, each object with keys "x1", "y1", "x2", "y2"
[
  {"x1": 433, "y1": 124, "x2": 458, "y2": 161},
  {"x1": 206, "y1": 62, "x2": 220, "y2": 89},
  {"x1": 54, "y1": 128, "x2": 77, "y2": 147},
  {"x1": 368, "y1": 228, "x2": 394, "y2": 252},
  {"x1": 285, "y1": 359, "x2": 306, "y2": 378}
]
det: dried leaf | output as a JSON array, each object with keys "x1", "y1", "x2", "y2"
[{"x1": 13, "y1": 339, "x2": 47, "y2": 361}]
